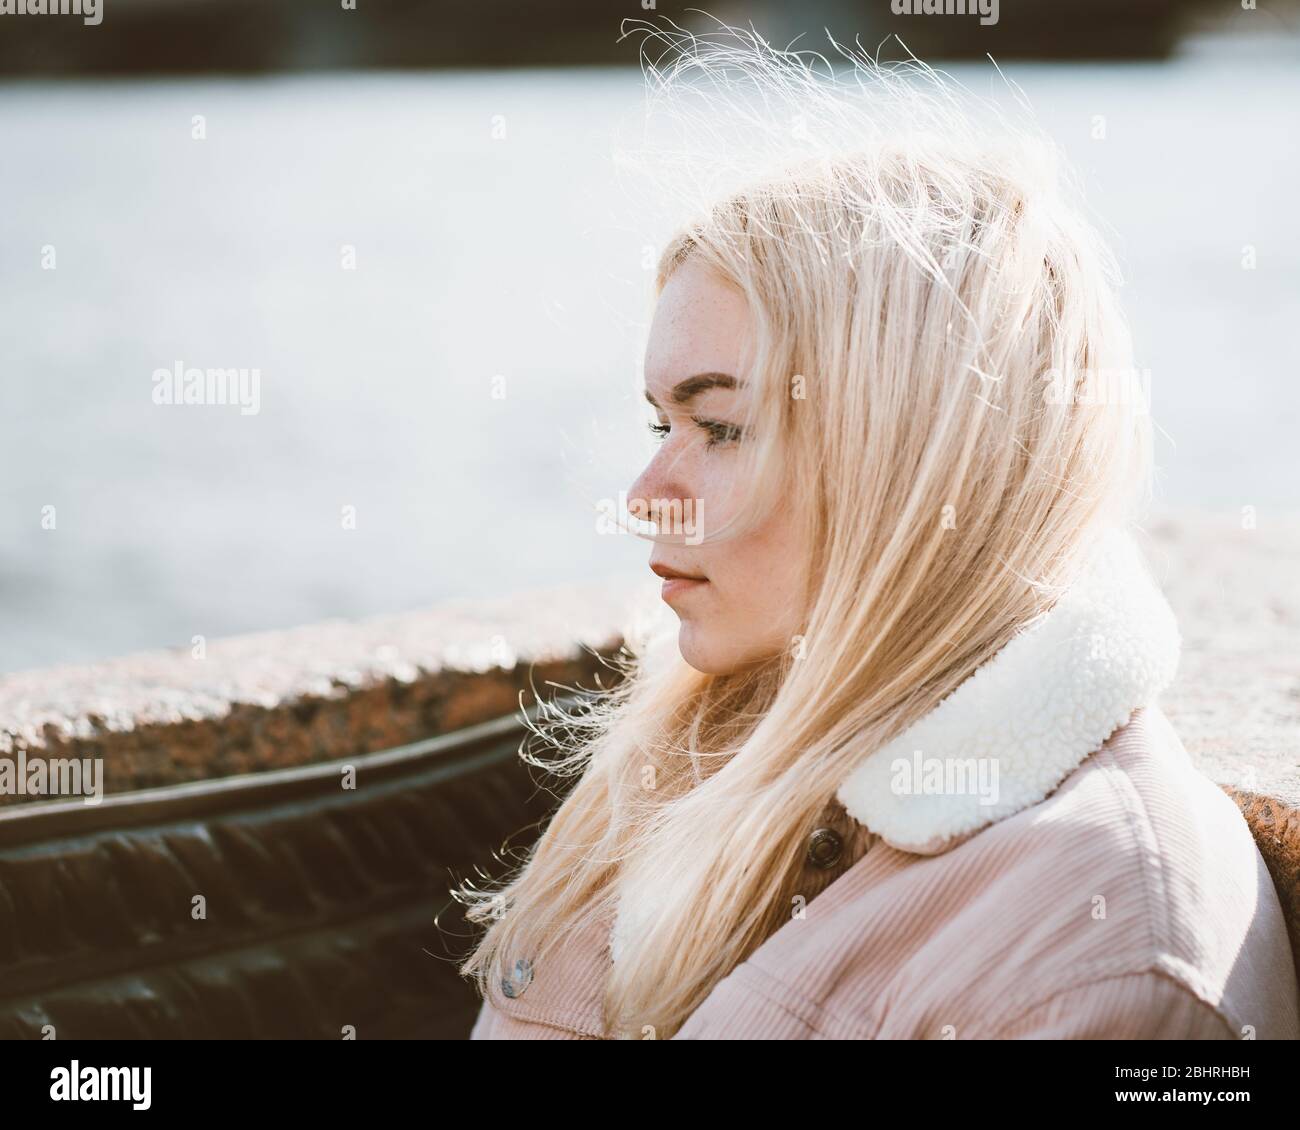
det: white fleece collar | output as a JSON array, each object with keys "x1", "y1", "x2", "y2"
[
  {"x1": 609, "y1": 527, "x2": 1180, "y2": 963},
  {"x1": 834, "y1": 526, "x2": 1181, "y2": 855}
]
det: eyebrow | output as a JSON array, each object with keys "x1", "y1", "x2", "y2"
[{"x1": 643, "y1": 371, "x2": 743, "y2": 408}]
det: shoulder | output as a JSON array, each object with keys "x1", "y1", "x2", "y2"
[
  {"x1": 703, "y1": 705, "x2": 1300, "y2": 1039},
  {"x1": 920, "y1": 704, "x2": 1299, "y2": 1038}
]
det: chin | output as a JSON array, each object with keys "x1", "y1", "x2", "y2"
[
  {"x1": 676, "y1": 623, "x2": 728, "y2": 675},
  {"x1": 676, "y1": 623, "x2": 765, "y2": 676}
]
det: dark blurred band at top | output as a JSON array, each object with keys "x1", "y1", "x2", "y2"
[{"x1": 0, "y1": 0, "x2": 1280, "y2": 77}]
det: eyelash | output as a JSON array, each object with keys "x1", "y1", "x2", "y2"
[{"x1": 647, "y1": 418, "x2": 743, "y2": 448}]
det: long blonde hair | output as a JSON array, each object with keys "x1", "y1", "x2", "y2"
[{"x1": 455, "y1": 23, "x2": 1153, "y2": 1039}]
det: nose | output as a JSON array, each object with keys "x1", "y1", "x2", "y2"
[
  {"x1": 626, "y1": 446, "x2": 686, "y2": 531},
  {"x1": 626, "y1": 460, "x2": 661, "y2": 527}
]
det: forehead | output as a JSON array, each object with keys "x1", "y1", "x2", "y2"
[{"x1": 644, "y1": 258, "x2": 752, "y2": 392}]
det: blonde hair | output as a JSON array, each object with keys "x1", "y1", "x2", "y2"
[{"x1": 455, "y1": 21, "x2": 1153, "y2": 1039}]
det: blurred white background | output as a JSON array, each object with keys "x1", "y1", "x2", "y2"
[{"x1": 1, "y1": 29, "x2": 1297, "y2": 672}]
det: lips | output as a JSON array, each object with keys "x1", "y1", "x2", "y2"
[
  {"x1": 650, "y1": 562, "x2": 707, "y2": 582},
  {"x1": 650, "y1": 561, "x2": 708, "y2": 603}
]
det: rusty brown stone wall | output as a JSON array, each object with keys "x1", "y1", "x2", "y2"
[{"x1": 0, "y1": 575, "x2": 650, "y2": 803}]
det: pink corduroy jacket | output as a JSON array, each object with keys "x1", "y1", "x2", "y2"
[{"x1": 470, "y1": 532, "x2": 1300, "y2": 1040}]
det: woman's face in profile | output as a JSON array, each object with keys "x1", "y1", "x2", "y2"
[{"x1": 629, "y1": 257, "x2": 809, "y2": 675}]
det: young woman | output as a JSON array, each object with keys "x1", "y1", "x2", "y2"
[{"x1": 457, "y1": 30, "x2": 1300, "y2": 1040}]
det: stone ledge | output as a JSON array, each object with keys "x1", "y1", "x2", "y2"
[
  {"x1": 1146, "y1": 510, "x2": 1300, "y2": 812},
  {"x1": 0, "y1": 573, "x2": 654, "y2": 804}
]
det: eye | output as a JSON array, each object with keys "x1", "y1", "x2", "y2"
[
  {"x1": 647, "y1": 420, "x2": 670, "y2": 440},
  {"x1": 693, "y1": 417, "x2": 745, "y2": 448}
]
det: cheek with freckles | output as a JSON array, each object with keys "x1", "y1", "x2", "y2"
[{"x1": 671, "y1": 503, "x2": 808, "y2": 674}]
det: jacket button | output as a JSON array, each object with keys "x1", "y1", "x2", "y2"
[
  {"x1": 806, "y1": 827, "x2": 844, "y2": 869},
  {"x1": 501, "y1": 957, "x2": 533, "y2": 998}
]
